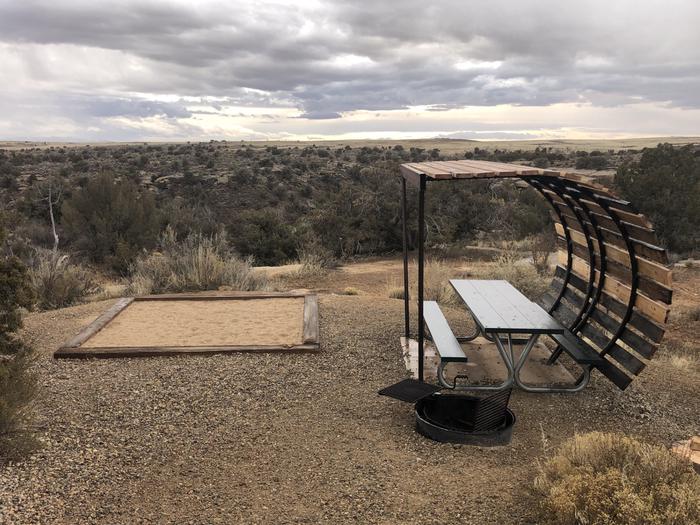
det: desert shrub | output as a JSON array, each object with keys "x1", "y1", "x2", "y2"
[
  {"x1": 158, "y1": 198, "x2": 219, "y2": 239},
  {"x1": 575, "y1": 154, "x2": 608, "y2": 170},
  {"x1": 293, "y1": 252, "x2": 330, "y2": 279},
  {"x1": 423, "y1": 260, "x2": 462, "y2": 305},
  {"x1": 0, "y1": 350, "x2": 38, "y2": 462},
  {"x1": 233, "y1": 209, "x2": 297, "y2": 266},
  {"x1": 387, "y1": 260, "x2": 463, "y2": 305},
  {"x1": 616, "y1": 144, "x2": 700, "y2": 254},
  {"x1": 478, "y1": 246, "x2": 549, "y2": 300},
  {"x1": 0, "y1": 224, "x2": 34, "y2": 356},
  {"x1": 61, "y1": 173, "x2": 160, "y2": 273},
  {"x1": 309, "y1": 164, "x2": 402, "y2": 258},
  {"x1": 127, "y1": 227, "x2": 268, "y2": 295},
  {"x1": 292, "y1": 242, "x2": 337, "y2": 278},
  {"x1": 533, "y1": 432, "x2": 700, "y2": 525},
  {"x1": 528, "y1": 233, "x2": 556, "y2": 275},
  {"x1": 28, "y1": 249, "x2": 100, "y2": 310},
  {"x1": 0, "y1": 222, "x2": 38, "y2": 462}
]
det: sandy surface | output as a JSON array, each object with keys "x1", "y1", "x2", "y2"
[{"x1": 82, "y1": 298, "x2": 305, "y2": 348}]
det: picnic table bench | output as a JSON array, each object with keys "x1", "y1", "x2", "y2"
[{"x1": 425, "y1": 279, "x2": 605, "y2": 392}]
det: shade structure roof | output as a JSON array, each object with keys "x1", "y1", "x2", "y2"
[
  {"x1": 401, "y1": 159, "x2": 597, "y2": 185},
  {"x1": 399, "y1": 158, "x2": 672, "y2": 390}
]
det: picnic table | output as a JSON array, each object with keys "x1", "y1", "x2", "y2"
[{"x1": 425, "y1": 279, "x2": 603, "y2": 392}]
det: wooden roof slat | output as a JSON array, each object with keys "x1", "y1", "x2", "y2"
[{"x1": 400, "y1": 159, "x2": 544, "y2": 179}]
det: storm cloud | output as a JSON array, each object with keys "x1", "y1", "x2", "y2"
[{"x1": 0, "y1": 0, "x2": 699, "y2": 140}]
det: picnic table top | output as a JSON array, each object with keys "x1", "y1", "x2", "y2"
[{"x1": 450, "y1": 279, "x2": 565, "y2": 335}]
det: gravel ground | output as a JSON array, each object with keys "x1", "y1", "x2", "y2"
[{"x1": 1, "y1": 295, "x2": 698, "y2": 524}]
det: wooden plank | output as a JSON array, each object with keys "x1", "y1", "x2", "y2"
[
  {"x1": 552, "y1": 297, "x2": 579, "y2": 327},
  {"x1": 400, "y1": 164, "x2": 422, "y2": 187},
  {"x1": 135, "y1": 291, "x2": 307, "y2": 301},
  {"x1": 538, "y1": 291, "x2": 557, "y2": 310},
  {"x1": 302, "y1": 294, "x2": 320, "y2": 344},
  {"x1": 427, "y1": 160, "x2": 494, "y2": 178},
  {"x1": 562, "y1": 287, "x2": 586, "y2": 309},
  {"x1": 54, "y1": 343, "x2": 320, "y2": 359},
  {"x1": 605, "y1": 343, "x2": 647, "y2": 375},
  {"x1": 619, "y1": 327, "x2": 657, "y2": 359},
  {"x1": 570, "y1": 253, "x2": 671, "y2": 304},
  {"x1": 467, "y1": 159, "x2": 542, "y2": 175},
  {"x1": 58, "y1": 297, "x2": 134, "y2": 349},
  {"x1": 564, "y1": 268, "x2": 667, "y2": 343},
  {"x1": 604, "y1": 242, "x2": 670, "y2": 285},
  {"x1": 398, "y1": 160, "x2": 544, "y2": 180},
  {"x1": 55, "y1": 293, "x2": 319, "y2": 359},
  {"x1": 560, "y1": 216, "x2": 666, "y2": 264},
  {"x1": 567, "y1": 265, "x2": 669, "y2": 324},
  {"x1": 550, "y1": 331, "x2": 605, "y2": 365},
  {"x1": 489, "y1": 280, "x2": 567, "y2": 331},
  {"x1": 579, "y1": 198, "x2": 653, "y2": 228},
  {"x1": 607, "y1": 301, "x2": 666, "y2": 344},
  {"x1": 564, "y1": 224, "x2": 671, "y2": 286},
  {"x1": 595, "y1": 358, "x2": 634, "y2": 390},
  {"x1": 423, "y1": 301, "x2": 467, "y2": 362}
]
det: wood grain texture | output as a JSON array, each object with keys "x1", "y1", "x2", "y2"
[
  {"x1": 302, "y1": 294, "x2": 320, "y2": 344},
  {"x1": 136, "y1": 291, "x2": 308, "y2": 300},
  {"x1": 59, "y1": 297, "x2": 134, "y2": 349},
  {"x1": 54, "y1": 343, "x2": 319, "y2": 359}
]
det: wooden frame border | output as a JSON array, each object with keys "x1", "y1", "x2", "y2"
[{"x1": 54, "y1": 292, "x2": 320, "y2": 359}]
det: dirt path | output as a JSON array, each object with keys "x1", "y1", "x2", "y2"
[{"x1": 1, "y1": 289, "x2": 698, "y2": 524}]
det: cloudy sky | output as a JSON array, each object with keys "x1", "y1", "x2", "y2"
[{"x1": 1, "y1": 0, "x2": 699, "y2": 141}]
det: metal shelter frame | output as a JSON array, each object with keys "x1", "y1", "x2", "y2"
[{"x1": 399, "y1": 160, "x2": 673, "y2": 390}]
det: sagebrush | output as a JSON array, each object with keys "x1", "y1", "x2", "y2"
[
  {"x1": 127, "y1": 227, "x2": 268, "y2": 295},
  {"x1": 0, "y1": 350, "x2": 38, "y2": 462},
  {"x1": 28, "y1": 249, "x2": 100, "y2": 309},
  {"x1": 0, "y1": 221, "x2": 38, "y2": 462},
  {"x1": 533, "y1": 432, "x2": 700, "y2": 525},
  {"x1": 477, "y1": 244, "x2": 549, "y2": 300},
  {"x1": 386, "y1": 259, "x2": 464, "y2": 305}
]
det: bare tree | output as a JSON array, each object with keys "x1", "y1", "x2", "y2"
[{"x1": 34, "y1": 178, "x2": 63, "y2": 253}]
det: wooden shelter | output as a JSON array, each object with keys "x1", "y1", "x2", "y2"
[{"x1": 399, "y1": 160, "x2": 672, "y2": 390}]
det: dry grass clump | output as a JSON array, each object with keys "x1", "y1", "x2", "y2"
[
  {"x1": 341, "y1": 287, "x2": 359, "y2": 295},
  {"x1": 527, "y1": 232, "x2": 556, "y2": 275},
  {"x1": 292, "y1": 244, "x2": 337, "y2": 279},
  {"x1": 680, "y1": 305, "x2": 700, "y2": 324},
  {"x1": 386, "y1": 260, "x2": 463, "y2": 305},
  {"x1": 478, "y1": 246, "x2": 549, "y2": 300},
  {"x1": 127, "y1": 228, "x2": 268, "y2": 295},
  {"x1": 28, "y1": 249, "x2": 100, "y2": 310},
  {"x1": 533, "y1": 432, "x2": 700, "y2": 525},
  {"x1": 658, "y1": 339, "x2": 699, "y2": 370},
  {"x1": 387, "y1": 283, "x2": 405, "y2": 300},
  {"x1": 422, "y1": 260, "x2": 463, "y2": 305}
]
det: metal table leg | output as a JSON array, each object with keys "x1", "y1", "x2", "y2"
[
  {"x1": 437, "y1": 331, "x2": 515, "y2": 391},
  {"x1": 456, "y1": 309, "x2": 486, "y2": 342},
  {"x1": 514, "y1": 334, "x2": 591, "y2": 393}
]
